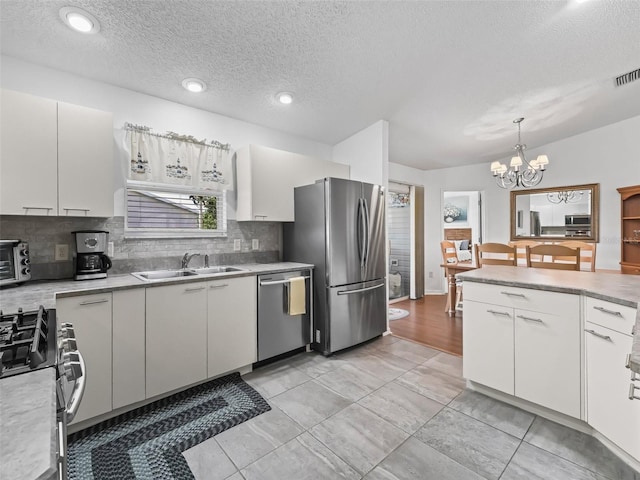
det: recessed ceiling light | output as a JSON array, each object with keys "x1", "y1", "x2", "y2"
[
  {"x1": 59, "y1": 7, "x2": 100, "y2": 34},
  {"x1": 182, "y1": 78, "x2": 207, "y2": 93},
  {"x1": 277, "y1": 92, "x2": 294, "y2": 105}
]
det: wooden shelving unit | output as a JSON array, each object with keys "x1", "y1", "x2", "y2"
[{"x1": 617, "y1": 185, "x2": 640, "y2": 274}]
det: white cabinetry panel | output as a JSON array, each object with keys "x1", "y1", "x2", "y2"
[
  {"x1": 112, "y1": 289, "x2": 146, "y2": 409},
  {"x1": 463, "y1": 282, "x2": 581, "y2": 418},
  {"x1": 236, "y1": 145, "x2": 349, "y2": 221},
  {"x1": 0, "y1": 89, "x2": 58, "y2": 215},
  {"x1": 146, "y1": 284, "x2": 207, "y2": 399},
  {"x1": 463, "y1": 299, "x2": 514, "y2": 394},
  {"x1": 57, "y1": 293, "x2": 113, "y2": 424},
  {"x1": 58, "y1": 102, "x2": 114, "y2": 217},
  {"x1": 207, "y1": 276, "x2": 257, "y2": 378},
  {"x1": 586, "y1": 322, "x2": 640, "y2": 460},
  {"x1": 515, "y1": 308, "x2": 581, "y2": 418},
  {"x1": 0, "y1": 89, "x2": 113, "y2": 217}
]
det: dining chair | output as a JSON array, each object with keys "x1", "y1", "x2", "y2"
[
  {"x1": 557, "y1": 241, "x2": 596, "y2": 272},
  {"x1": 509, "y1": 240, "x2": 541, "y2": 266},
  {"x1": 440, "y1": 240, "x2": 459, "y2": 264},
  {"x1": 474, "y1": 243, "x2": 517, "y2": 266},
  {"x1": 526, "y1": 244, "x2": 581, "y2": 270}
]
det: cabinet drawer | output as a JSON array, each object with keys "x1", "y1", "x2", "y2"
[
  {"x1": 463, "y1": 281, "x2": 578, "y2": 316},
  {"x1": 585, "y1": 297, "x2": 637, "y2": 336}
]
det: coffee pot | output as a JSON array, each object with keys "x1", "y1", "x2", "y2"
[{"x1": 72, "y1": 230, "x2": 112, "y2": 280}]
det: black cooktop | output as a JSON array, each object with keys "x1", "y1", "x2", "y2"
[{"x1": 0, "y1": 306, "x2": 57, "y2": 378}]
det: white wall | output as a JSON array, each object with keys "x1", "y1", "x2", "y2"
[
  {"x1": 333, "y1": 120, "x2": 389, "y2": 186},
  {"x1": 0, "y1": 56, "x2": 334, "y2": 218},
  {"x1": 422, "y1": 114, "x2": 640, "y2": 292}
]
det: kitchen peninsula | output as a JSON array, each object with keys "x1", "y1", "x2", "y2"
[{"x1": 458, "y1": 266, "x2": 640, "y2": 469}]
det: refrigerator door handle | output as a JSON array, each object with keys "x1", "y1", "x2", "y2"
[
  {"x1": 337, "y1": 283, "x2": 385, "y2": 295},
  {"x1": 362, "y1": 198, "x2": 370, "y2": 266},
  {"x1": 357, "y1": 198, "x2": 366, "y2": 267}
]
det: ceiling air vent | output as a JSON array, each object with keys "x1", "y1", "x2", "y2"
[{"x1": 615, "y1": 68, "x2": 640, "y2": 87}]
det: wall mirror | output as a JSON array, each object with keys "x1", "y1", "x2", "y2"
[{"x1": 510, "y1": 183, "x2": 599, "y2": 242}]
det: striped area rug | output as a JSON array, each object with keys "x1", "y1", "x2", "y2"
[{"x1": 68, "y1": 372, "x2": 270, "y2": 480}]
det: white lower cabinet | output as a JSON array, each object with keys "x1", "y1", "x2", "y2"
[
  {"x1": 515, "y1": 308, "x2": 580, "y2": 418},
  {"x1": 112, "y1": 289, "x2": 146, "y2": 409},
  {"x1": 586, "y1": 321, "x2": 640, "y2": 459},
  {"x1": 207, "y1": 276, "x2": 257, "y2": 378},
  {"x1": 463, "y1": 282, "x2": 581, "y2": 418},
  {"x1": 463, "y1": 299, "x2": 514, "y2": 394},
  {"x1": 57, "y1": 293, "x2": 113, "y2": 424},
  {"x1": 146, "y1": 283, "x2": 208, "y2": 399},
  {"x1": 59, "y1": 275, "x2": 259, "y2": 424}
]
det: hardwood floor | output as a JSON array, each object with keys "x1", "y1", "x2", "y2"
[{"x1": 389, "y1": 294, "x2": 463, "y2": 356}]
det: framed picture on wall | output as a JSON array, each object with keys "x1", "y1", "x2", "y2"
[{"x1": 443, "y1": 195, "x2": 469, "y2": 225}]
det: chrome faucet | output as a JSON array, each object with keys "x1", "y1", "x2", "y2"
[{"x1": 181, "y1": 252, "x2": 200, "y2": 269}]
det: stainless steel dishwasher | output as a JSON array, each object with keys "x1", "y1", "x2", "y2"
[{"x1": 257, "y1": 269, "x2": 312, "y2": 362}]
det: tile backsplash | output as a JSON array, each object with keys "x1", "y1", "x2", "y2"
[{"x1": 0, "y1": 216, "x2": 281, "y2": 280}]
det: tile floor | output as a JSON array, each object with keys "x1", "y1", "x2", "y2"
[{"x1": 182, "y1": 335, "x2": 640, "y2": 480}]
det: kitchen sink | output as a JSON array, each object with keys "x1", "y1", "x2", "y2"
[
  {"x1": 192, "y1": 266, "x2": 246, "y2": 274},
  {"x1": 131, "y1": 266, "x2": 247, "y2": 281},
  {"x1": 131, "y1": 269, "x2": 199, "y2": 281}
]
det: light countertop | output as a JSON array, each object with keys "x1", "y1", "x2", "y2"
[
  {"x1": 457, "y1": 266, "x2": 640, "y2": 374},
  {"x1": 0, "y1": 262, "x2": 314, "y2": 313},
  {"x1": 0, "y1": 368, "x2": 58, "y2": 480}
]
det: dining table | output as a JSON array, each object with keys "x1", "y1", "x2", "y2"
[{"x1": 440, "y1": 261, "x2": 477, "y2": 315}]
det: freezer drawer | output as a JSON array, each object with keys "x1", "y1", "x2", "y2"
[
  {"x1": 326, "y1": 279, "x2": 386, "y2": 354},
  {"x1": 257, "y1": 271, "x2": 312, "y2": 362}
]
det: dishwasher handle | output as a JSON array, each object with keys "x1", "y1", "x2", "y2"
[{"x1": 260, "y1": 276, "x2": 310, "y2": 286}]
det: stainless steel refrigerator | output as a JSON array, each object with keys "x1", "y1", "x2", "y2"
[{"x1": 284, "y1": 177, "x2": 386, "y2": 355}]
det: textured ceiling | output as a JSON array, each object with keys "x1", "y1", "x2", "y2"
[{"x1": 1, "y1": 0, "x2": 640, "y2": 170}]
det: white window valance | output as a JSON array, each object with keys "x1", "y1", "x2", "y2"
[{"x1": 124, "y1": 123, "x2": 234, "y2": 191}]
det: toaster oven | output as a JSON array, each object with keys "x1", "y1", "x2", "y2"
[{"x1": 0, "y1": 240, "x2": 31, "y2": 286}]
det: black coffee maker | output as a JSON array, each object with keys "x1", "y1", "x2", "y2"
[{"x1": 73, "y1": 230, "x2": 112, "y2": 280}]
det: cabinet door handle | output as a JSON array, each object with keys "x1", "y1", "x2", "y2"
[
  {"x1": 209, "y1": 284, "x2": 229, "y2": 289},
  {"x1": 63, "y1": 208, "x2": 91, "y2": 214},
  {"x1": 584, "y1": 329, "x2": 612, "y2": 341},
  {"x1": 184, "y1": 286, "x2": 205, "y2": 292},
  {"x1": 629, "y1": 384, "x2": 640, "y2": 400},
  {"x1": 487, "y1": 309, "x2": 511, "y2": 317},
  {"x1": 631, "y1": 371, "x2": 640, "y2": 382},
  {"x1": 516, "y1": 315, "x2": 544, "y2": 323},
  {"x1": 79, "y1": 299, "x2": 109, "y2": 306},
  {"x1": 593, "y1": 305, "x2": 623, "y2": 317},
  {"x1": 500, "y1": 291, "x2": 526, "y2": 298},
  {"x1": 626, "y1": 354, "x2": 632, "y2": 369},
  {"x1": 23, "y1": 206, "x2": 53, "y2": 212}
]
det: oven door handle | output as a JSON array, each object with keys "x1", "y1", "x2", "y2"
[{"x1": 65, "y1": 351, "x2": 87, "y2": 423}]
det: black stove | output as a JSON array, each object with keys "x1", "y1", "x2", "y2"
[{"x1": 0, "y1": 306, "x2": 57, "y2": 378}]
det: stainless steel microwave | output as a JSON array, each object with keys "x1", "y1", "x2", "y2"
[
  {"x1": 565, "y1": 215, "x2": 591, "y2": 226},
  {"x1": 0, "y1": 240, "x2": 31, "y2": 286}
]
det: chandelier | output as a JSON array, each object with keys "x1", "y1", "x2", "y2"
[
  {"x1": 546, "y1": 190, "x2": 583, "y2": 204},
  {"x1": 490, "y1": 118, "x2": 549, "y2": 189}
]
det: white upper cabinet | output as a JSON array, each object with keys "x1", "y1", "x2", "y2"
[
  {"x1": 236, "y1": 144, "x2": 349, "y2": 222},
  {"x1": 58, "y1": 101, "x2": 114, "y2": 217},
  {"x1": 0, "y1": 89, "x2": 114, "y2": 217},
  {"x1": 0, "y1": 89, "x2": 58, "y2": 215}
]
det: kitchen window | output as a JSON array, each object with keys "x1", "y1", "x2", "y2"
[{"x1": 125, "y1": 182, "x2": 226, "y2": 238}]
